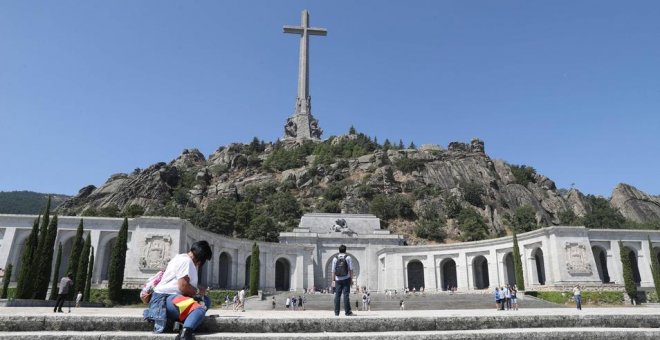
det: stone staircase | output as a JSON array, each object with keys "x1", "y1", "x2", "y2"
[{"x1": 2, "y1": 307, "x2": 660, "y2": 339}]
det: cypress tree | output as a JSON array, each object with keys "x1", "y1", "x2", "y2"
[
  {"x1": 249, "y1": 242, "x2": 260, "y2": 296},
  {"x1": 648, "y1": 237, "x2": 660, "y2": 300},
  {"x1": 512, "y1": 231, "x2": 525, "y2": 291},
  {"x1": 75, "y1": 234, "x2": 92, "y2": 298},
  {"x1": 1, "y1": 263, "x2": 12, "y2": 299},
  {"x1": 108, "y1": 218, "x2": 129, "y2": 302},
  {"x1": 33, "y1": 214, "x2": 59, "y2": 299},
  {"x1": 16, "y1": 216, "x2": 40, "y2": 299},
  {"x1": 32, "y1": 197, "x2": 52, "y2": 290},
  {"x1": 67, "y1": 219, "x2": 85, "y2": 290},
  {"x1": 48, "y1": 243, "x2": 63, "y2": 300},
  {"x1": 619, "y1": 240, "x2": 638, "y2": 304},
  {"x1": 84, "y1": 248, "x2": 94, "y2": 302}
]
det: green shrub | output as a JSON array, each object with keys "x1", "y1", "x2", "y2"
[
  {"x1": 527, "y1": 291, "x2": 568, "y2": 304},
  {"x1": 510, "y1": 206, "x2": 538, "y2": 233},
  {"x1": 510, "y1": 164, "x2": 536, "y2": 186},
  {"x1": 457, "y1": 208, "x2": 489, "y2": 241},
  {"x1": 90, "y1": 288, "x2": 141, "y2": 306},
  {"x1": 527, "y1": 291, "x2": 625, "y2": 305},
  {"x1": 323, "y1": 184, "x2": 345, "y2": 201},
  {"x1": 582, "y1": 196, "x2": 626, "y2": 229},
  {"x1": 393, "y1": 156, "x2": 425, "y2": 174},
  {"x1": 462, "y1": 182, "x2": 485, "y2": 208}
]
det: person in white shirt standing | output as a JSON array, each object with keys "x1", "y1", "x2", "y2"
[
  {"x1": 573, "y1": 285, "x2": 582, "y2": 310},
  {"x1": 237, "y1": 287, "x2": 246, "y2": 312},
  {"x1": 75, "y1": 291, "x2": 83, "y2": 308}
]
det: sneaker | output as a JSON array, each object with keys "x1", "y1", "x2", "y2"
[{"x1": 345, "y1": 312, "x2": 356, "y2": 316}]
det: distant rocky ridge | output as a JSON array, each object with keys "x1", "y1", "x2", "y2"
[
  {"x1": 56, "y1": 136, "x2": 659, "y2": 241},
  {"x1": 0, "y1": 191, "x2": 69, "y2": 214}
]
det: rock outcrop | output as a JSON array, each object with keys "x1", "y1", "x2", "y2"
[{"x1": 610, "y1": 183, "x2": 660, "y2": 223}]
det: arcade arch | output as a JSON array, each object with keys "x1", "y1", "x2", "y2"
[
  {"x1": 407, "y1": 260, "x2": 424, "y2": 291},
  {"x1": 532, "y1": 248, "x2": 546, "y2": 285},
  {"x1": 218, "y1": 252, "x2": 231, "y2": 289},
  {"x1": 591, "y1": 246, "x2": 610, "y2": 283},
  {"x1": 275, "y1": 257, "x2": 291, "y2": 291},
  {"x1": 440, "y1": 258, "x2": 457, "y2": 291},
  {"x1": 503, "y1": 252, "x2": 516, "y2": 285},
  {"x1": 472, "y1": 255, "x2": 489, "y2": 289}
]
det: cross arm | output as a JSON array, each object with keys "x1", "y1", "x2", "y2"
[
  {"x1": 283, "y1": 26, "x2": 304, "y2": 34},
  {"x1": 308, "y1": 28, "x2": 327, "y2": 36}
]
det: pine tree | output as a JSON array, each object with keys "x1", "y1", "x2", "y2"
[
  {"x1": 383, "y1": 139, "x2": 391, "y2": 151},
  {"x1": 75, "y1": 234, "x2": 91, "y2": 298},
  {"x1": 84, "y1": 248, "x2": 94, "y2": 302},
  {"x1": 48, "y1": 243, "x2": 63, "y2": 300},
  {"x1": 249, "y1": 242, "x2": 260, "y2": 296},
  {"x1": 648, "y1": 237, "x2": 660, "y2": 300},
  {"x1": 15, "y1": 216, "x2": 40, "y2": 299},
  {"x1": 1, "y1": 263, "x2": 12, "y2": 299},
  {"x1": 348, "y1": 125, "x2": 356, "y2": 134},
  {"x1": 108, "y1": 218, "x2": 129, "y2": 302},
  {"x1": 67, "y1": 219, "x2": 85, "y2": 292},
  {"x1": 409, "y1": 141, "x2": 416, "y2": 150},
  {"x1": 619, "y1": 240, "x2": 638, "y2": 304},
  {"x1": 33, "y1": 214, "x2": 59, "y2": 299},
  {"x1": 512, "y1": 231, "x2": 525, "y2": 291},
  {"x1": 398, "y1": 139, "x2": 404, "y2": 150}
]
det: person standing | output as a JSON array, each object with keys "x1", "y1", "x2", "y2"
[
  {"x1": 54, "y1": 273, "x2": 73, "y2": 313},
  {"x1": 143, "y1": 240, "x2": 213, "y2": 340},
  {"x1": 75, "y1": 291, "x2": 83, "y2": 308},
  {"x1": 573, "y1": 285, "x2": 582, "y2": 310},
  {"x1": 332, "y1": 244, "x2": 355, "y2": 316},
  {"x1": 238, "y1": 287, "x2": 246, "y2": 312}
]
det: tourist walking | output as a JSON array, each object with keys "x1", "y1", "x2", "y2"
[
  {"x1": 573, "y1": 285, "x2": 582, "y2": 310},
  {"x1": 504, "y1": 285, "x2": 511, "y2": 310},
  {"x1": 493, "y1": 287, "x2": 501, "y2": 311},
  {"x1": 54, "y1": 273, "x2": 73, "y2": 313},
  {"x1": 143, "y1": 240, "x2": 213, "y2": 340},
  {"x1": 332, "y1": 244, "x2": 355, "y2": 316}
]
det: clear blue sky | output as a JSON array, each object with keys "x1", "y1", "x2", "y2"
[{"x1": 1, "y1": 1, "x2": 659, "y2": 197}]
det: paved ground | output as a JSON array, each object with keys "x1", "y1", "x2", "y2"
[{"x1": 0, "y1": 305, "x2": 655, "y2": 319}]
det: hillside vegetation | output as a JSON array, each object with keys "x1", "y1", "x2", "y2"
[{"x1": 54, "y1": 129, "x2": 660, "y2": 244}]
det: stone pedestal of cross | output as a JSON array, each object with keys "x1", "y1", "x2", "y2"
[{"x1": 282, "y1": 10, "x2": 327, "y2": 141}]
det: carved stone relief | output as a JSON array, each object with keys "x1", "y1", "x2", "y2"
[
  {"x1": 565, "y1": 242, "x2": 593, "y2": 275},
  {"x1": 139, "y1": 234, "x2": 173, "y2": 271}
]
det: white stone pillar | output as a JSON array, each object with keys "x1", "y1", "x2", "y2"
[{"x1": 460, "y1": 252, "x2": 471, "y2": 290}]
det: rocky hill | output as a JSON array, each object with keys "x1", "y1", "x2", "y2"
[{"x1": 55, "y1": 134, "x2": 659, "y2": 243}]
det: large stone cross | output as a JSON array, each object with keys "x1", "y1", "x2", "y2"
[{"x1": 282, "y1": 10, "x2": 326, "y2": 141}]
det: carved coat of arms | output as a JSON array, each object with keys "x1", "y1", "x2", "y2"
[
  {"x1": 139, "y1": 235, "x2": 173, "y2": 271},
  {"x1": 565, "y1": 242, "x2": 593, "y2": 275}
]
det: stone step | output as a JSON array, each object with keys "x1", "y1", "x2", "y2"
[
  {"x1": 2, "y1": 312, "x2": 660, "y2": 333},
  {"x1": 4, "y1": 328, "x2": 660, "y2": 340}
]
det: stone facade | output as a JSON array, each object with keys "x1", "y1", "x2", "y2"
[{"x1": 1, "y1": 213, "x2": 660, "y2": 293}]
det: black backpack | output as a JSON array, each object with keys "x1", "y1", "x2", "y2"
[{"x1": 335, "y1": 255, "x2": 349, "y2": 277}]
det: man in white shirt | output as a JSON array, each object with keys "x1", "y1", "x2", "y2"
[
  {"x1": 238, "y1": 287, "x2": 246, "y2": 312},
  {"x1": 573, "y1": 285, "x2": 582, "y2": 310}
]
